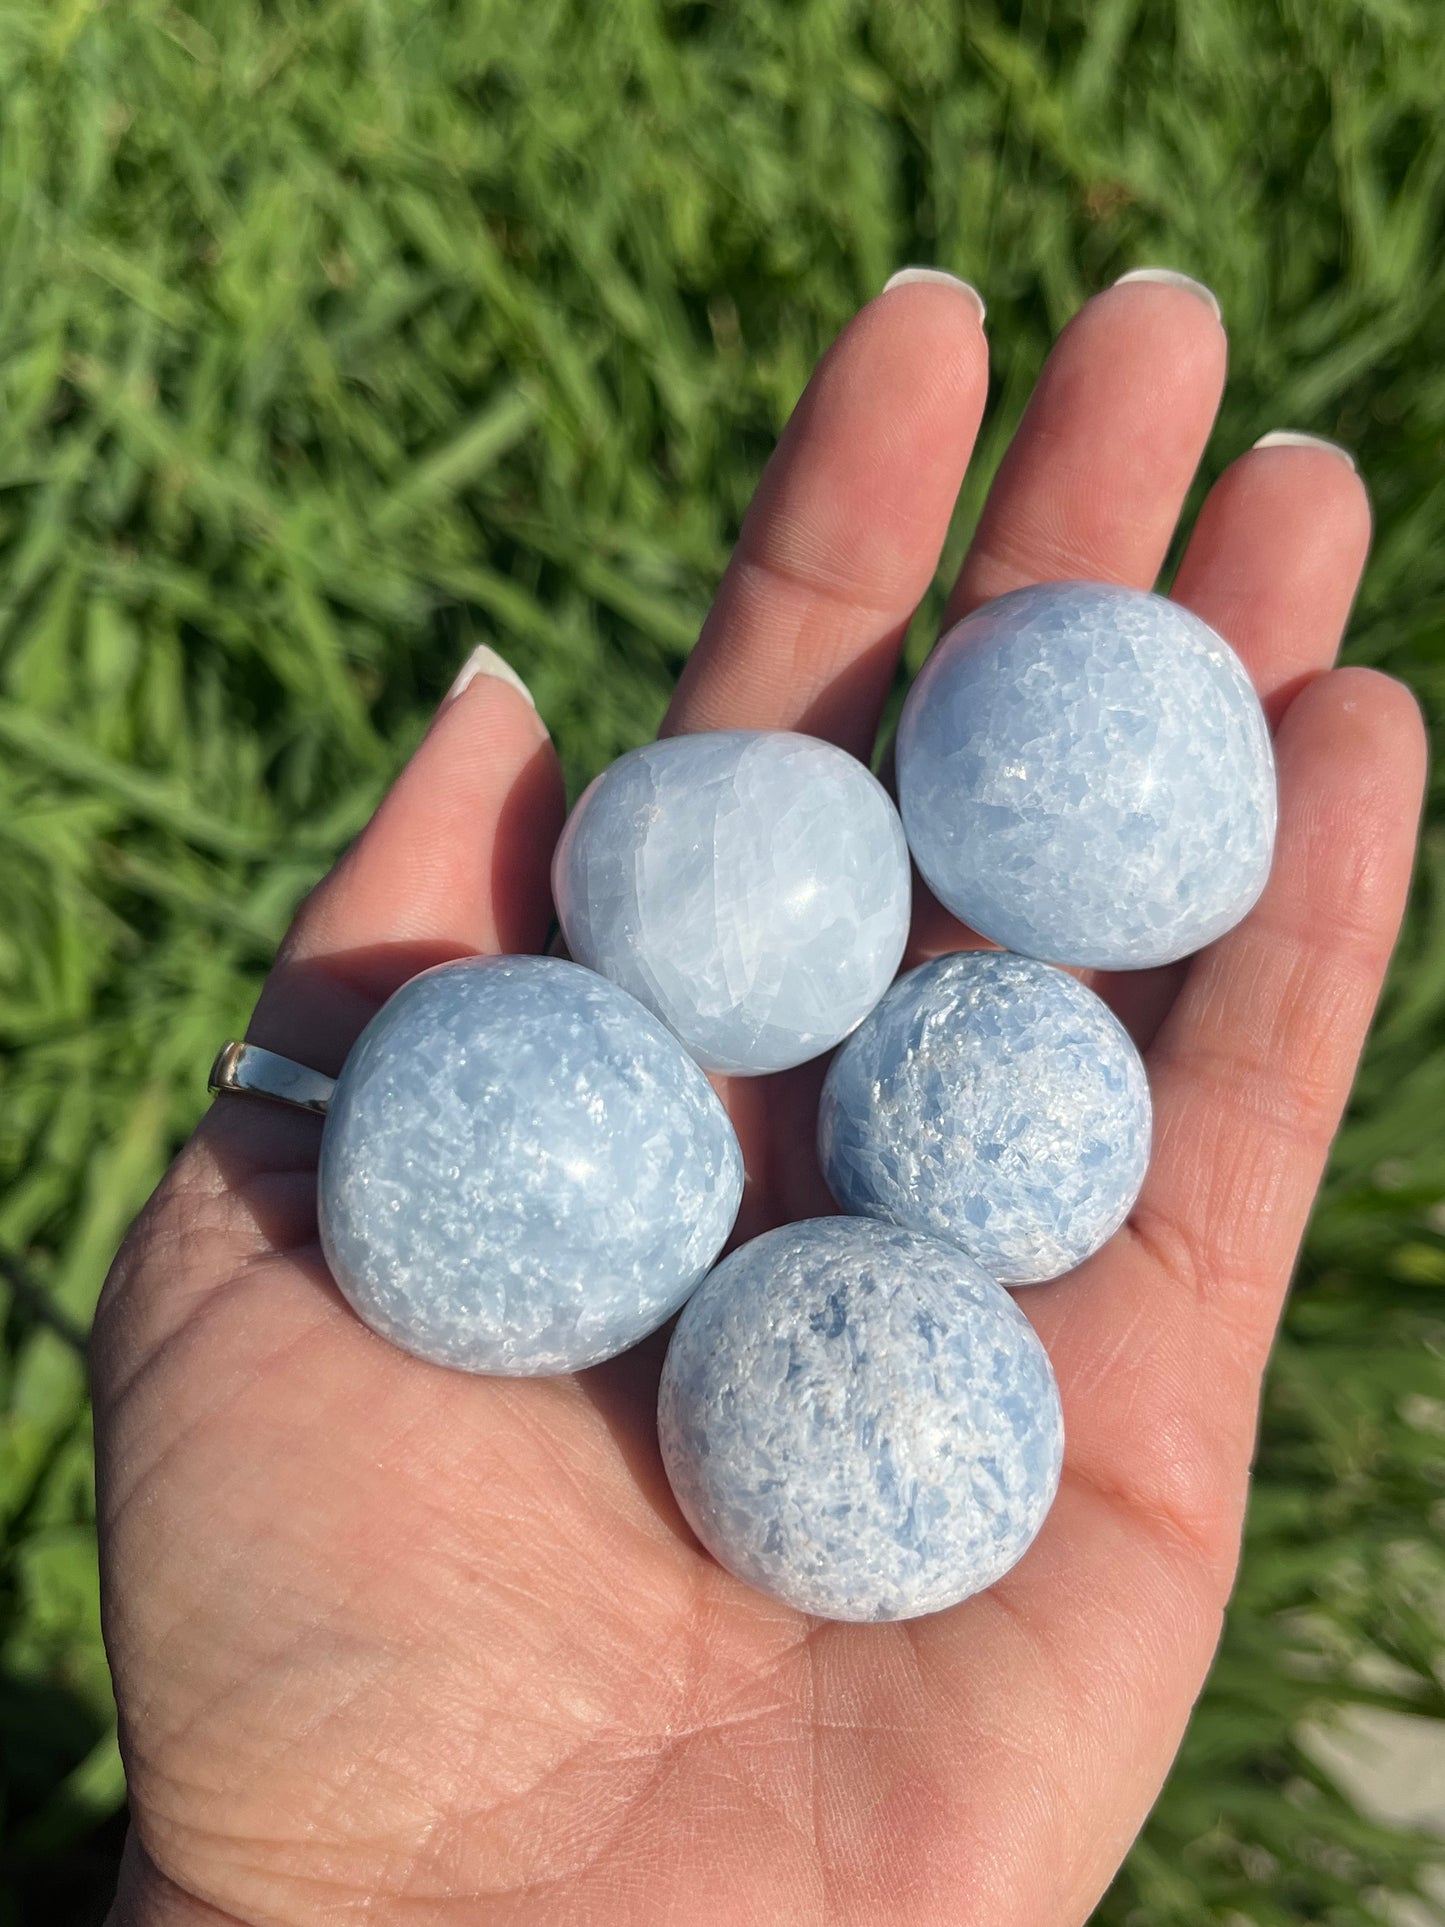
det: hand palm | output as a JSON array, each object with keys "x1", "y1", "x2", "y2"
[{"x1": 95, "y1": 281, "x2": 1423, "y2": 1927}]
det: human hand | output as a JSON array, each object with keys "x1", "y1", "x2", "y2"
[{"x1": 95, "y1": 273, "x2": 1425, "y2": 1927}]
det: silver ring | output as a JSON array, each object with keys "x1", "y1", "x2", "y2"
[{"x1": 208, "y1": 1041, "x2": 336, "y2": 1117}]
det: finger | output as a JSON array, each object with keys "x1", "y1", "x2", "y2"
[
  {"x1": 107, "y1": 663, "x2": 563, "y2": 1327},
  {"x1": 1137, "y1": 666, "x2": 1424, "y2": 1355},
  {"x1": 909, "y1": 277, "x2": 1227, "y2": 969},
  {"x1": 945, "y1": 275, "x2": 1227, "y2": 620},
  {"x1": 249, "y1": 657, "x2": 564, "y2": 1073},
  {"x1": 1171, "y1": 434, "x2": 1369, "y2": 720},
  {"x1": 663, "y1": 277, "x2": 988, "y2": 757},
  {"x1": 1030, "y1": 668, "x2": 1425, "y2": 1576}
]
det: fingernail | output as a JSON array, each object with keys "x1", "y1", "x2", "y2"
[
  {"x1": 1251, "y1": 429, "x2": 1358, "y2": 473},
  {"x1": 1112, "y1": 268, "x2": 1222, "y2": 323},
  {"x1": 882, "y1": 267, "x2": 986, "y2": 325},
  {"x1": 446, "y1": 644, "x2": 537, "y2": 709}
]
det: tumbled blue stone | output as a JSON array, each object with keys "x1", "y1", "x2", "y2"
[
  {"x1": 552, "y1": 730, "x2": 912, "y2": 1075},
  {"x1": 896, "y1": 582, "x2": 1277, "y2": 969},
  {"x1": 819, "y1": 951, "x2": 1151, "y2": 1284},
  {"x1": 318, "y1": 956, "x2": 743, "y2": 1375},
  {"x1": 658, "y1": 1218, "x2": 1063, "y2": 1621}
]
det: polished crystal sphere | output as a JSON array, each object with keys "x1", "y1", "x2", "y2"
[
  {"x1": 318, "y1": 956, "x2": 743, "y2": 1375},
  {"x1": 658, "y1": 1218, "x2": 1063, "y2": 1621},
  {"x1": 819, "y1": 951, "x2": 1151, "y2": 1284},
  {"x1": 896, "y1": 582, "x2": 1277, "y2": 969},
  {"x1": 551, "y1": 730, "x2": 912, "y2": 1075}
]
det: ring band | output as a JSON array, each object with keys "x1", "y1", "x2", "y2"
[{"x1": 208, "y1": 1041, "x2": 336, "y2": 1117}]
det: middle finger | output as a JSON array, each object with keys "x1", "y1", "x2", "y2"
[
  {"x1": 662, "y1": 276, "x2": 988, "y2": 758},
  {"x1": 908, "y1": 274, "x2": 1229, "y2": 971}
]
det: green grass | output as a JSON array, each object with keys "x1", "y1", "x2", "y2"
[{"x1": 1, "y1": 1, "x2": 1443, "y2": 1919}]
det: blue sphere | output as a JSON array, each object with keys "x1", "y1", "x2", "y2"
[
  {"x1": 819, "y1": 951, "x2": 1151, "y2": 1284},
  {"x1": 319, "y1": 956, "x2": 743, "y2": 1375},
  {"x1": 896, "y1": 582, "x2": 1276, "y2": 969},
  {"x1": 658, "y1": 1218, "x2": 1064, "y2": 1621},
  {"x1": 552, "y1": 730, "x2": 911, "y2": 1075}
]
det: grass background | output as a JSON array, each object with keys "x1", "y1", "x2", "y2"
[{"x1": 1, "y1": 0, "x2": 1443, "y2": 1919}]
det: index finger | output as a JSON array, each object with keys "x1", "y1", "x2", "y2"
[{"x1": 663, "y1": 276, "x2": 988, "y2": 758}]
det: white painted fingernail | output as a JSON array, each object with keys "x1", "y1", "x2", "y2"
[
  {"x1": 882, "y1": 268, "x2": 986, "y2": 324},
  {"x1": 446, "y1": 644, "x2": 536, "y2": 709},
  {"x1": 1251, "y1": 429, "x2": 1358, "y2": 473},
  {"x1": 1112, "y1": 268, "x2": 1222, "y2": 322}
]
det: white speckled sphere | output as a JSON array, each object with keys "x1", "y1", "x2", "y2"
[
  {"x1": 896, "y1": 582, "x2": 1277, "y2": 969},
  {"x1": 551, "y1": 730, "x2": 912, "y2": 1075},
  {"x1": 318, "y1": 956, "x2": 743, "y2": 1375},
  {"x1": 659, "y1": 1218, "x2": 1064, "y2": 1622},
  {"x1": 819, "y1": 951, "x2": 1151, "y2": 1283}
]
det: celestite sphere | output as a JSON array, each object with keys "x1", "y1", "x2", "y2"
[
  {"x1": 658, "y1": 1218, "x2": 1064, "y2": 1621},
  {"x1": 896, "y1": 582, "x2": 1277, "y2": 969},
  {"x1": 318, "y1": 956, "x2": 743, "y2": 1375},
  {"x1": 551, "y1": 730, "x2": 912, "y2": 1075},
  {"x1": 819, "y1": 951, "x2": 1151, "y2": 1284}
]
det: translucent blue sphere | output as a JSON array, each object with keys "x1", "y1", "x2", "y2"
[
  {"x1": 658, "y1": 1218, "x2": 1064, "y2": 1621},
  {"x1": 552, "y1": 730, "x2": 911, "y2": 1075},
  {"x1": 897, "y1": 583, "x2": 1277, "y2": 968},
  {"x1": 819, "y1": 951, "x2": 1151, "y2": 1284},
  {"x1": 319, "y1": 957, "x2": 743, "y2": 1375}
]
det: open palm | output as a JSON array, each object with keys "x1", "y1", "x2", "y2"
[{"x1": 95, "y1": 277, "x2": 1424, "y2": 1927}]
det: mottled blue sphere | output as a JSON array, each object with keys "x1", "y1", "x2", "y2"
[
  {"x1": 819, "y1": 951, "x2": 1151, "y2": 1284},
  {"x1": 552, "y1": 731, "x2": 911, "y2": 1075},
  {"x1": 658, "y1": 1218, "x2": 1063, "y2": 1621},
  {"x1": 319, "y1": 956, "x2": 743, "y2": 1375},
  {"x1": 896, "y1": 583, "x2": 1277, "y2": 968}
]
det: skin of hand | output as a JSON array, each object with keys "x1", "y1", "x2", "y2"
[{"x1": 93, "y1": 278, "x2": 1426, "y2": 1927}]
